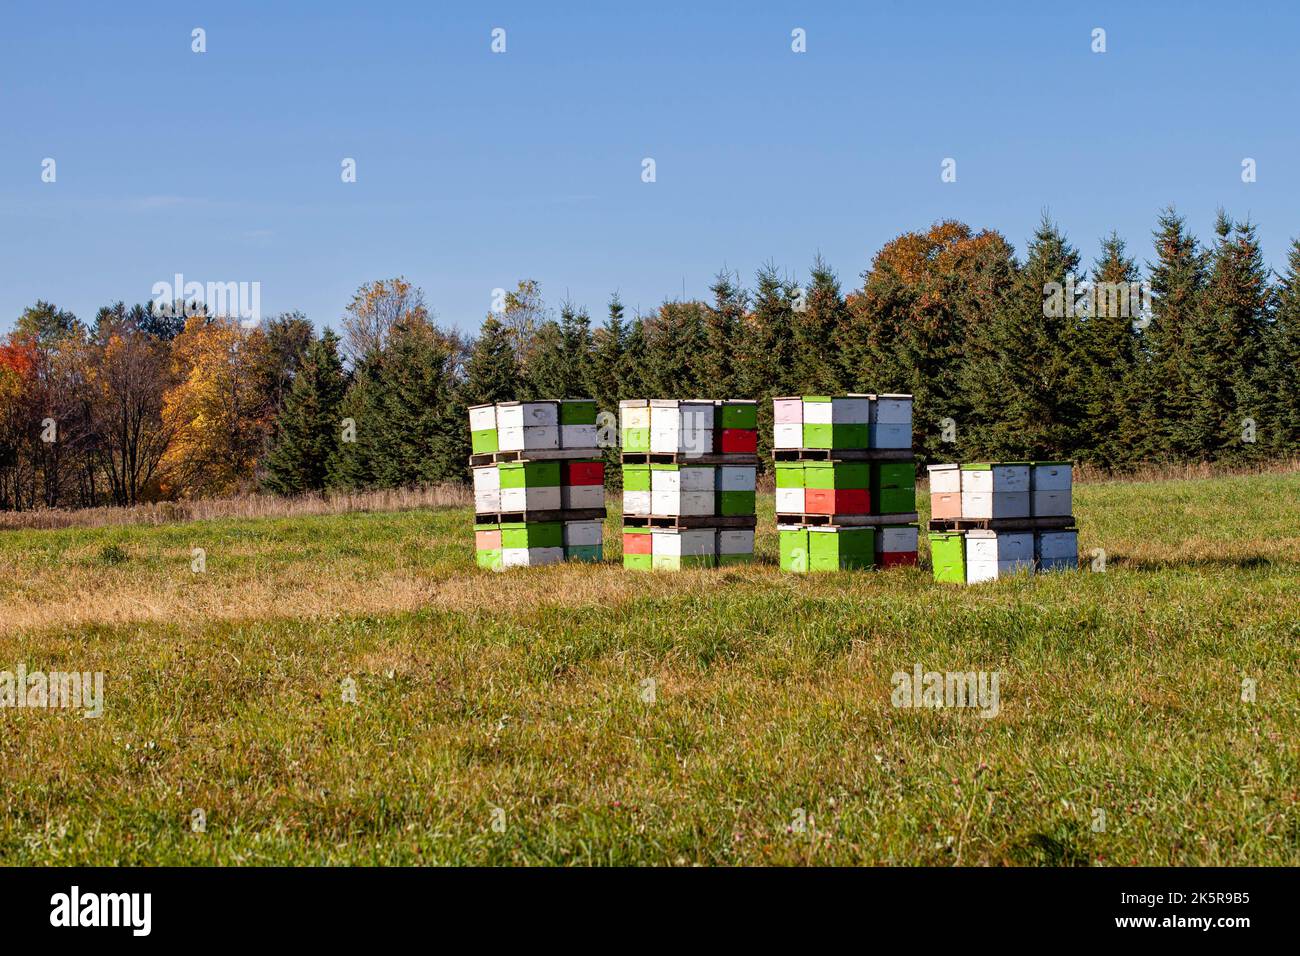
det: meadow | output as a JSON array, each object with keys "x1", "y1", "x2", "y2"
[{"x1": 0, "y1": 471, "x2": 1297, "y2": 865}]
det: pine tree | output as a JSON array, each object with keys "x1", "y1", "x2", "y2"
[
  {"x1": 1261, "y1": 240, "x2": 1300, "y2": 457},
  {"x1": 1189, "y1": 213, "x2": 1270, "y2": 461},
  {"x1": 327, "y1": 351, "x2": 382, "y2": 490},
  {"x1": 961, "y1": 216, "x2": 1081, "y2": 459},
  {"x1": 461, "y1": 316, "x2": 520, "y2": 406},
  {"x1": 793, "y1": 256, "x2": 847, "y2": 393},
  {"x1": 263, "y1": 329, "x2": 347, "y2": 494},
  {"x1": 1071, "y1": 232, "x2": 1141, "y2": 466},
  {"x1": 588, "y1": 294, "x2": 629, "y2": 411},
  {"x1": 371, "y1": 318, "x2": 467, "y2": 486},
  {"x1": 700, "y1": 269, "x2": 746, "y2": 395},
  {"x1": 1138, "y1": 207, "x2": 1207, "y2": 460}
]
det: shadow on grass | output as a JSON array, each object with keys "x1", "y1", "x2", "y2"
[{"x1": 1109, "y1": 554, "x2": 1288, "y2": 572}]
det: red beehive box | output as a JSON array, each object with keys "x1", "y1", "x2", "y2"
[
  {"x1": 803, "y1": 488, "x2": 870, "y2": 515},
  {"x1": 564, "y1": 460, "x2": 605, "y2": 485},
  {"x1": 622, "y1": 530, "x2": 653, "y2": 554},
  {"x1": 719, "y1": 428, "x2": 757, "y2": 454},
  {"x1": 878, "y1": 551, "x2": 917, "y2": 568}
]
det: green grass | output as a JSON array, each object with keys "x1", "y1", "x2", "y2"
[{"x1": 1, "y1": 472, "x2": 1297, "y2": 865}]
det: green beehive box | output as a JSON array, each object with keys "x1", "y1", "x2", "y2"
[
  {"x1": 779, "y1": 527, "x2": 810, "y2": 572},
  {"x1": 928, "y1": 531, "x2": 966, "y2": 584},
  {"x1": 499, "y1": 521, "x2": 563, "y2": 550},
  {"x1": 559, "y1": 399, "x2": 598, "y2": 425},
  {"x1": 808, "y1": 527, "x2": 875, "y2": 571},
  {"x1": 475, "y1": 549, "x2": 503, "y2": 570},
  {"x1": 497, "y1": 460, "x2": 561, "y2": 489},
  {"x1": 875, "y1": 486, "x2": 916, "y2": 514},
  {"x1": 872, "y1": 461, "x2": 916, "y2": 489},
  {"x1": 802, "y1": 422, "x2": 869, "y2": 450},
  {"x1": 719, "y1": 490, "x2": 756, "y2": 515},
  {"x1": 623, "y1": 428, "x2": 650, "y2": 452},
  {"x1": 623, "y1": 463, "x2": 652, "y2": 492},
  {"x1": 472, "y1": 429, "x2": 499, "y2": 454},
  {"x1": 718, "y1": 401, "x2": 758, "y2": 430},
  {"x1": 804, "y1": 461, "x2": 869, "y2": 490},
  {"x1": 775, "y1": 462, "x2": 805, "y2": 487},
  {"x1": 565, "y1": 544, "x2": 602, "y2": 563}
]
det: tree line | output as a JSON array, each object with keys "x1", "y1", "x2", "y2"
[{"x1": 2, "y1": 208, "x2": 1298, "y2": 510}]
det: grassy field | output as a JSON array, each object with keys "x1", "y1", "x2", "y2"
[{"x1": 1, "y1": 472, "x2": 1297, "y2": 866}]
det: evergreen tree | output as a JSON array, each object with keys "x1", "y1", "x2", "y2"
[
  {"x1": 370, "y1": 318, "x2": 468, "y2": 486},
  {"x1": 1187, "y1": 213, "x2": 1270, "y2": 461},
  {"x1": 701, "y1": 269, "x2": 747, "y2": 395},
  {"x1": 588, "y1": 294, "x2": 629, "y2": 411},
  {"x1": 1071, "y1": 232, "x2": 1141, "y2": 466},
  {"x1": 793, "y1": 256, "x2": 847, "y2": 393},
  {"x1": 1261, "y1": 240, "x2": 1300, "y2": 457},
  {"x1": 1137, "y1": 207, "x2": 1207, "y2": 460},
  {"x1": 327, "y1": 351, "x2": 382, "y2": 490},
  {"x1": 461, "y1": 315, "x2": 520, "y2": 406},
  {"x1": 961, "y1": 216, "x2": 1081, "y2": 459},
  {"x1": 263, "y1": 329, "x2": 346, "y2": 494}
]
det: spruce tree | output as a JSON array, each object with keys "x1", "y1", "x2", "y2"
[
  {"x1": 1071, "y1": 233, "x2": 1141, "y2": 466},
  {"x1": 1262, "y1": 240, "x2": 1300, "y2": 457},
  {"x1": 1138, "y1": 207, "x2": 1207, "y2": 460},
  {"x1": 588, "y1": 294, "x2": 629, "y2": 411},
  {"x1": 793, "y1": 257, "x2": 847, "y2": 393},
  {"x1": 327, "y1": 351, "x2": 383, "y2": 490},
  {"x1": 263, "y1": 329, "x2": 347, "y2": 494},
  {"x1": 461, "y1": 315, "x2": 521, "y2": 406},
  {"x1": 371, "y1": 318, "x2": 467, "y2": 486},
  {"x1": 961, "y1": 216, "x2": 1081, "y2": 459},
  {"x1": 1189, "y1": 213, "x2": 1270, "y2": 461}
]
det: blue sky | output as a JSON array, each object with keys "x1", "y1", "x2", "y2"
[{"x1": 2, "y1": 1, "x2": 1298, "y2": 334}]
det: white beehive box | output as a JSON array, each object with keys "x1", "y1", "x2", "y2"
[
  {"x1": 961, "y1": 491, "x2": 1031, "y2": 520},
  {"x1": 562, "y1": 480, "x2": 604, "y2": 510},
  {"x1": 497, "y1": 399, "x2": 561, "y2": 452},
  {"x1": 1036, "y1": 530, "x2": 1078, "y2": 572},
  {"x1": 468, "y1": 404, "x2": 497, "y2": 433},
  {"x1": 717, "y1": 465, "x2": 756, "y2": 492},
  {"x1": 775, "y1": 486, "x2": 805, "y2": 512},
  {"x1": 1032, "y1": 490, "x2": 1072, "y2": 516},
  {"x1": 961, "y1": 463, "x2": 1031, "y2": 519},
  {"x1": 718, "y1": 528, "x2": 755, "y2": 555},
  {"x1": 501, "y1": 546, "x2": 564, "y2": 568},
  {"x1": 876, "y1": 526, "x2": 918, "y2": 553},
  {"x1": 773, "y1": 423, "x2": 803, "y2": 448},
  {"x1": 649, "y1": 399, "x2": 715, "y2": 455},
  {"x1": 563, "y1": 519, "x2": 603, "y2": 548},
  {"x1": 623, "y1": 489, "x2": 651, "y2": 516},
  {"x1": 870, "y1": 393, "x2": 912, "y2": 425},
  {"x1": 473, "y1": 465, "x2": 500, "y2": 512},
  {"x1": 620, "y1": 399, "x2": 650, "y2": 430},
  {"x1": 650, "y1": 465, "x2": 715, "y2": 516},
  {"x1": 926, "y1": 463, "x2": 962, "y2": 493},
  {"x1": 965, "y1": 530, "x2": 1035, "y2": 583},
  {"x1": 962, "y1": 463, "x2": 1030, "y2": 493},
  {"x1": 1032, "y1": 462, "x2": 1073, "y2": 491},
  {"x1": 499, "y1": 481, "x2": 561, "y2": 513}
]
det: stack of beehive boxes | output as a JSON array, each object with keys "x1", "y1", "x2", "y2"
[
  {"x1": 619, "y1": 399, "x2": 759, "y2": 570},
  {"x1": 773, "y1": 394, "x2": 919, "y2": 572},
  {"x1": 927, "y1": 461, "x2": 1077, "y2": 583},
  {"x1": 468, "y1": 399, "x2": 606, "y2": 570}
]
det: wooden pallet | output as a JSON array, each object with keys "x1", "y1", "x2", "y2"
[
  {"x1": 469, "y1": 447, "x2": 604, "y2": 467},
  {"x1": 927, "y1": 515, "x2": 1077, "y2": 532},
  {"x1": 621, "y1": 513, "x2": 758, "y2": 530},
  {"x1": 776, "y1": 512, "x2": 919, "y2": 527},
  {"x1": 620, "y1": 452, "x2": 760, "y2": 466},
  {"x1": 474, "y1": 507, "x2": 607, "y2": 525},
  {"x1": 772, "y1": 448, "x2": 912, "y2": 462}
]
